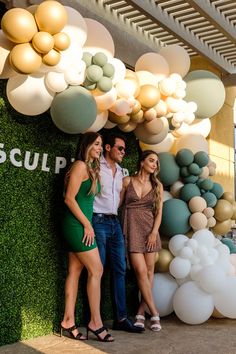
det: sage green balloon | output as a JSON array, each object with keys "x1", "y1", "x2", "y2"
[
  {"x1": 97, "y1": 77, "x2": 112, "y2": 92},
  {"x1": 194, "y1": 151, "x2": 209, "y2": 167},
  {"x1": 201, "y1": 192, "x2": 217, "y2": 207},
  {"x1": 86, "y1": 65, "x2": 103, "y2": 82},
  {"x1": 92, "y1": 52, "x2": 108, "y2": 67},
  {"x1": 102, "y1": 63, "x2": 115, "y2": 78},
  {"x1": 185, "y1": 70, "x2": 225, "y2": 119},
  {"x1": 210, "y1": 182, "x2": 224, "y2": 199},
  {"x1": 180, "y1": 183, "x2": 201, "y2": 202},
  {"x1": 158, "y1": 152, "x2": 180, "y2": 187},
  {"x1": 176, "y1": 148, "x2": 194, "y2": 166},
  {"x1": 82, "y1": 52, "x2": 93, "y2": 67},
  {"x1": 188, "y1": 163, "x2": 201, "y2": 175},
  {"x1": 200, "y1": 178, "x2": 214, "y2": 191},
  {"x1": 160, "y1": 199, "x2": 191, "y2": 238},
  {"x1": 83, "y1": 77, "x2": 96, "y2": 90},
  {"x1": 182, "y1": 175, "x2": 199, "y2": 184},
  {"x1": 50, "y1": 86, "x2": 97, "y2": 134},
  {"x1": 180, "y1": 166, "x2": 190, "y2": 177}
]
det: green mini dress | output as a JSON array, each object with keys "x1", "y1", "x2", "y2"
[{"x1": 62, "y1": 178, "x2": 99, "y2": 252}]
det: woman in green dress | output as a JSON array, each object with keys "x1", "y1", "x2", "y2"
[{"x1": 61, "y1": 132, "x2": 114, "y2": 342}]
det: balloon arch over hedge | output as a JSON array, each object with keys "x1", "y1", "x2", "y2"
[{"x1": 0, "y1": 0, "x2": 235, "y2": 325}]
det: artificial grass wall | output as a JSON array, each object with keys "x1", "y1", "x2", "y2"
[{"x1": 0, "y1": 79, "x2": 139, "y2": 346}]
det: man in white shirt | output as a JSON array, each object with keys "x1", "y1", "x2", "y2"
[{"x1": 93, "y1": 132, "x2": 143, "y2": 333}]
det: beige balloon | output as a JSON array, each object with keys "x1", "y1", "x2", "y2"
[
  {"x1": 214, "y1": 199, "x2": 233, "y2": 222},
  {"x1": 0, "y1": 30, "x2": 16, "y2": 79},
  {"x1": 108, "y1": 112, "x2": 130, "y2": 124},
  {"x1": 130, "y1": 109, "x2": 144, "y2": 123},
  {"x1": 53, "y1": 32, "x2": 70, "y2": 51},
  {"x1": 137, "y1": 85, "x2": 160, "y2": 109},
  {"x1": 154, "y1": 249, "x2": 173, "y2": 273},
  {"x1": 10, "y1": 43, "x2": 42, "y2": 74},
  {"x1": 190, "y1": 212, "x2": 208, "y2": 231},
  {"x1": 1, "y1": 8, "x2": 38, "y2": 43},
  {"x1": 203, "y1": 207, "x2": 215, "y2": 218},
  {"x1": 125, "y1": 69, "x2": 138, "y2": 80},
  {"x1": 212, "y1": 219, "x2": 232, "y2": 235},
  {"x1": 118, "y1": 121, "x2": 137, "y2": 132},
  {"x1": 35, "y1": 0, "x2": 68, "y2": 35},
  {"x1": 42, "y1": 49, "x2": 61, "y2": 66},
  {"x1": 207, "y1": 217, "x2": 216, "y2": 228},
  {"x1": 134, "y1": 116, "x2": 169, "y2": 145},
  {"x1": 32, "y1": 32, "x2": 54, "y2": 54},
  {"x1": 144, "y1": 117, "x2": 164, "y2": 134},
  {"x1": 188, "y1": 196, "x2": 207, "y2": 213}
]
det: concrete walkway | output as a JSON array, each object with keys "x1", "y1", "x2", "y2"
[{"x1": 1, "y1": 315, "x2": 236, "y2": 354}]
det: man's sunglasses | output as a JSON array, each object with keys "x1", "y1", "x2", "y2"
[{"x1": 114, "y1": 145, "x2": 126, "y2": 152}]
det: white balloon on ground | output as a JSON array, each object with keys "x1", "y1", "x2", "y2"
[
  {"x1": 7, "y1": 73, "x2": 55, "y2": 115},
  {"x1": 169, "y1": 257, "x2": 191, "y2": 279},
  {"x1": 63, "y1": 6, "x2": 88, "y2": 47},
  {"x1": 173, "y1": 281, "x2": 214, "y2": 324},
  {"x1": 198, "y1": 265, "x2": 226, "y2": 294},
  {"x1": 45, "y1": 71, "x2": 68, "y2": 92},
  {"x1": 86, "y1": 110, "x2": 108, "y2": 132},
  {"x1": 139, "y1": 133, "x2": 175, "y2": 153},
  {"x1": 83, "y1": 18, "x2": 115, "y2": 59},
  {"x1": 175, "y1": 133, "x2": 209, "y2": 154},
  {"x1": 214, "y1": 277, "x2": 236, "y2": 318},
  {"x1": 174, "y1": 118, "x2": 211, "y2": 138},
  {"x1": 168, "y1": 234, "x2": 189, "y2": 256},
  {"x1": 135, "y1": 52, "x2": 169, "y2": 82},
  {"x1": 152, "y1": 273, "x2": 178, "y2": 317},
  {"x1": 159, "y1": 45, "x2": 190, "y2": 78}
]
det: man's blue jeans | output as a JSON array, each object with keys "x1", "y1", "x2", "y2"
[{"x1": 92, "y1": 213, "x2": 127, "y2": 321}]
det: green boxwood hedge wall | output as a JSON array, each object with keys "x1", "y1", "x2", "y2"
[{"x1": 0, "y1": 79, "x2": 140, "y2": 346}]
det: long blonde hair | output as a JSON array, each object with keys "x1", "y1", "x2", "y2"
[
  {"x1": 66, "y1": 132, "x2": 101, "y2": 195},
  {"x1": 137, "y1": 150, "x2": 162, "y2": 215}
]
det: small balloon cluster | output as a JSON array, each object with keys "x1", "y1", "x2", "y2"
[
  {"x1": 158, "y1": 148, "x2": 236, "y2": 237},
  {"x1": 82, "y1": 52, "x2": 115, "y2": 93},
  {"x1": 1, "y1": 0, "x2": 70, "y2": 74}
]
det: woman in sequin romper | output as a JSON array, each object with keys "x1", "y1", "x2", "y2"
[{"x1": 120, "y1": 150, "x2": 163, "y2": 331}]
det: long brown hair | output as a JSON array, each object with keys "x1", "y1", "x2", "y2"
[
  {"x1": 137, "y1": 150, "x2": 162, "y2": 215},
  {"x1": 65, "y1": 132, "x2": 102, "y2": 195}
]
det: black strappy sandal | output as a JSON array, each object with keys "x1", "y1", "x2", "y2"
[
  {"x1": 60, "y1": 324, "x2": 87, "y2": 340},
  {"x1": 86, "y1": 325, "x2": 114, "y2": 342}
]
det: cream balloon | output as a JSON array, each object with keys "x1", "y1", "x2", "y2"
[
  {"x1": 118, "y1": 121, "x2": 137, "y2": 132},
  {"x1": 45, "y1": 71, "x2": 68, "y2": 93},
  {"x1": 154, "y1": 100, "x2": 168, "y2": 117},
  {"x1": 7, "y1": 73, "x2": 55, "y2": 115},
  {"x1": 139, "y1": 132, "x2": 175, "y2": 154},
  {"x1": 0, "y1": 30, "x2": 16, "y2": 79},
  {"x1": 174, "y1": 119, "x2": 211, "y2": 138},
  {"x1": 135, "y1": 52, "x2": 169, "y2": 82},
  {"x1": 109, "y1": 58, "x2": 126, "y2": 84},
  {"x1": 135, "y1": 70, "x2": 159, "y2": 86},
  {"x1": 83, "y1": 18, "x2": 115, "y2": 59},
  {"x1": 62, "y1": 6, "x2": 87, "y2": 47},
  {"x1": 175, "y1": 134, "x2": 209, "y2": 154},
  {"x1": 86, "y1": 110, "x2": 108, "y2": 132},
  {"x1": 159, "y1": 44, "x2": 190, "y2": 78},
  {"x1": 109, "y1": 98, "x2": 132, "y2": 116},
  {"x1": 134, "y1": 116, "x2": 169, "y2": 144},
  {"x1": 53, "y1": 43, "x2": 83, "y2": 73},
  {"x1": 93, "y1": 87, "x2": 117, "y2": 111},
  {"x1": 115, "y1": 78, "x2": 139, "y2": 99}
]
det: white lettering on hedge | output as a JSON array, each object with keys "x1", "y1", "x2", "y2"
[
  {"x1": 10, "y1": 148, "x2": 22, "y2": 167},
  {"x1": 0, "y1": 143, "x2": 71, "y2": 174}
]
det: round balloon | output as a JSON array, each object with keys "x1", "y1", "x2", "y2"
[
  {"x1": 134, "y1": 117, "x2": 169, "y2": 145},
  {"x1": 50, "y1": 86, "x2": 97, "y2": 134},
  {"x1": 139, "y1": 133, "x2": 175, "y2": 154},
  {"x1": 175, "y1": 134, "x2": 209, "y2": 154},
  {"x1": 152, "y1": 273, "x2": 178, "y2": 317},
  {"x1": 159, "y1": 44, "x2": 190, "y2": 78},
  {"x1": 135, "y1": 52, "x2": 169, "y2": 82},
  {"x1": 10, "y1": 43, "x2": 42, "y2": 74},
  {"x1": 184, "y1": 70, "x2": 225, "y2": 119},
  {"x1": 63, "y1": 6, "x2": 87, "y2": 47},
  {"x1": 35, "y1": 0, "x2": 67, "y2": 34},
  {"x1": 0, "y1": 29, "x2": 16, "y2": 79}
]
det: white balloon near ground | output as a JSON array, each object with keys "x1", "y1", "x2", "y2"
[
  {"x1": 63, "y1": 6, "x2": 88, "y2": 47},
  {"x1": 45, "y1": 71, "x2": 68, "y2": 92},
  {"x1": 190, "y1": 264, "x2": 202, "y2": 280},
  {"x1": 152, "y1": 273, "x2": 178, "y2": 317},
  {"x1": 214, "y1": 277, "x2": 236, "y2": 318},
  {"x1": 198, "y1": 265, "x2": 226, "y2": 294},
  {"x1": 169, "y1": 257, "x2": 191, "y2": 279},
  {"x1": 173, "y1": 281, "x2": 214, "y2": 324},
  {"x1": 83, "y1": 18, "x2": 115, "y2": 59},
  {"x1": 179, "y1": 246, "x2": 193, "y2": 259},
  {"x1": 159, "y1": 44, "x2": 190, "y2": 78},
  {"x1": 168, "y1": 234, "x2": 189, "y2": 256},
  {"x1": 86, "y1": 110, "x2": 108, "y2": 132},
  {"x1": 7, "y1": 74, "x2": 55, "y2": 115}
]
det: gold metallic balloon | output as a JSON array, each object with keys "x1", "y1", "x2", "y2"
[
  {"x1": 130, "y1": 109, "x2": 144, "y2": 123},
  {"x1": 53, "y1": 32, "x2": 70, "y2": 51},
  {"x1": 42, "y1": 49, "x2": 61, "y2": 66},
  {"x1": 137, "y1": 85, "x2": 160, "y2": 109},
  {"x1": 1, "y1": 8, "x2": 38, "y2": 43},
  {"x1": 154, "y1": 249, "x2": 173, "y2": 273},
  {"x1": 108, "y1": 112, "x2": 130, "y2": 124},
  {"x1": 231, "y1": 202, "x2": 236, "y2": 220},
  {"x1": 222, "y1": 192, "x2": 234, "y2": 204},
  {"x1": 131, "y1": 100, "x2": 141, "y2": 115},
  {"x1": 118, "y1": 121, "x2": 137, "y2": 132},
  {"x1": 212, "y1": 219, "x2": 232, "y2": 235},
  {"x1": 32, "y1": 32, "x2": 54, "y2": 54},
  {"x1": 35, "y1": 1, "x2": 68, "y2": 35},
  {"x1": 214, "y1": 199, "x2": 233, "y2": 222},
  {"x1": 9, "y1": 43, "x2": 42, "y2": 74}
]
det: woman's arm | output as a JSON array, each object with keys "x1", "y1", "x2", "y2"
[
  {"x1": 146, "y1": 182, "x2": 164, "y2": 251},
  {"x1": 64, "y1": 161, "x2": 94, "y2": 246},
  {"x1": 119, "y1": 176, "x2": 131, "y2": 207}
]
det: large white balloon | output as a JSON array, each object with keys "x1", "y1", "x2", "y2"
[
  {"x1": 135, "y1": 52, "x2": 169, "y2": 82},
  {"x1": 175, "y1": 133, "x2": 209, "y2": 154},
  {"x1": 169, "y1": 257, "x2": 191, "y2": 279},
  {"x1": 45, "y1": 72, "x2": 68, "y2": 93},
  {"x1": 7, "y1": 74, "x2": 55, "y2": 116},
  {"x1": 109, "y1": 58, "x2": 126, "y2": 84},
  {"x1": 159, "y1": 45, "x2": 190, "y2": 78},
  {"x1": 198, "y1": 265, "x2": 226, "y2": 294},
  {"x1": 214, "y1": 277, "x2": 236, "y2": 318},
  {"x1": 174, "y1": 118, "x2": 211, "y2": 138},
  {"x1": 83, "y1": 18, "x2": 115, "y2": 59},
  {"x1": 173, "y1": 281, "x2": 214, "y2": 324},
  {"x1": 152, "y1": 273, "x2": 178, "y2": 317},
  {"x1": 192, "y1": 229, "x2": 216, "y2": 248},
  {"x1": 63, "y1": 6, "x2": 88, "y2": 47}
]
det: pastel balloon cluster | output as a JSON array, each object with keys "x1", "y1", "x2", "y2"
[
  {"x1": 167, "y1": 231, "x2": 236, "y2": 324},
  {"x1": 159, "y1": 148, "x2": 235, "y2": 237},
  {"x1": 1, "y1": 1, "x2": 70, "y2": 74}
]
